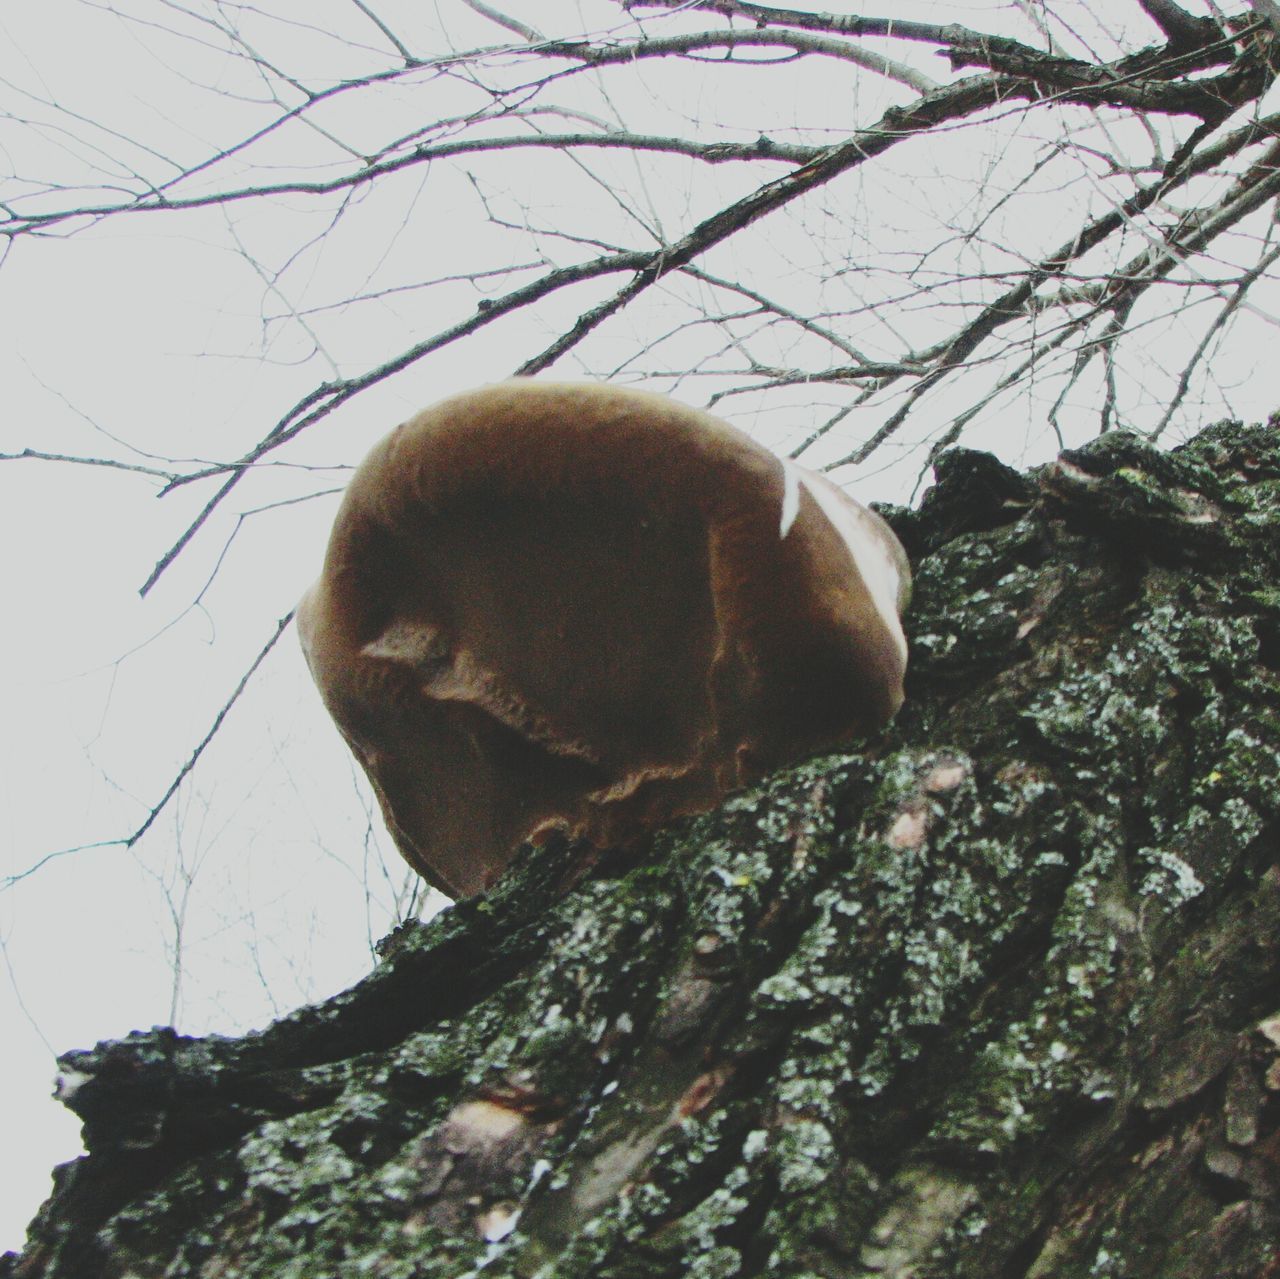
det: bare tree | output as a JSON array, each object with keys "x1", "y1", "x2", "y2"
[
  {"x1": 3, "y1": 1, "x2": 1280, "y2": 1259},
  {"x1": 5, "y1": 0, "x2": 1280, "y2": 859}
]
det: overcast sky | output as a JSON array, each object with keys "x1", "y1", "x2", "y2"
[{"x1": 4, "y1": 0, "x2": 1279, "y2": 1254}]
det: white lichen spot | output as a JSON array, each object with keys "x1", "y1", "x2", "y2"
[
  {"x1": 477, "y1": 1200, "x2": 521, "y2": 1242},
  {"x1": 999, "y1": 1097, "x2": 1028, "y2": 1141},
  {"x1": 379, "y1": 1165, "x2": 419, "y2": 1202},
  {"x1": 775, "y1": 1119, "x2": 834, "y2": 1193},
  {"x1": 1065, "y1": 964, "x2": 1092, "y2": 996},
  {"x1": 911, "y1": 632, "x2": 953, "y2": 655},
  {"x1": 1222, "y1": 795, "x2": 1265, "y2": 840},
  {"x1": 1084, "y1": 1071, "x2": 1117, "y2": 1100},
  {"x1": 1138, "y1": 849, "x2": 1204, "y2": 904},
  {"x1": 756, "y1": 972, "x2": 816, "y2": 1006},
  {"x1": 1091, "y1": 1243, "x2": 1124, "y2": 1276},
  {"x1": 686, "y1": 1246, "x2": 743, "y2": 1278},
  {"x1": 55, "y1": 1069, "x2": 93, "y2": 1102},
  {"x1": 1257, "y1": 1013, "x2": 1280, "y2": 1049}
]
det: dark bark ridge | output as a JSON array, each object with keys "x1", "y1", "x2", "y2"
[{"x1": 6, "y1": 418, "x2": 1280, "y2": 1279}]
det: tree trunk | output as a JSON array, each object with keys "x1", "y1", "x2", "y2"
[{"x1": 6, "y1": 419, "x2": 1280, "y2": 1279}]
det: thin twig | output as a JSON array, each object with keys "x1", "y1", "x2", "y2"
[
  {"x1": 0, "y1": 449, "x2": 178, "y2": 480},
  {"x1": 125, "y1": 611, "x2": 297, "y2": 850},
  {"x1": 3, "y1": 614, "x2": 295, "y2": 889},
  {"x1": 460, "y1": 0, "x2": 545, "y2": 42}
]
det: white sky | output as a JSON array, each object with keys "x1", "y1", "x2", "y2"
[{"x1": 3, "y1": 0, "x2": 1278, "y2": 1254}]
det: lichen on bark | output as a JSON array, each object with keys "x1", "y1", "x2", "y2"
[{"x1": 5, "y1": 419, "x2": 1279, "y2": 1279}]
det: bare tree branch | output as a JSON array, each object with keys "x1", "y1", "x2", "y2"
[
  {"x1": 0, "y1": 450, "x2": 178, "y2": 481},
  {"x1": 1151, "y1": 240, "x2": 1280, "y2": 439},
  {"x1": 125, "y1": 612, "x2": 297, "y2": 850},
  {"x1": 10, "y1": 0, "x2": 1280, "y2": 920},
  {"x1": 2, "y1": 18, "x2": 1260, "y2": 243},
  {"x1": 1246, "y1": 0, "x2": 1280, "y2": 37},
  {"x1": 628, "y1": 1, "x2": 1258, "y2": 116},
  {"x1": 624, "y1": 0, "x2": 1048, "y2": 58},
  {"x1": 560, "y1": 25, "x2": 939, "y2": 92},
  {"x1": 1134, "y1": 0, "x2": 1220, "y2": 47},
  {"x1": 138, "y1": 246, "x2": 665, "y2": 595},
  {"x1": 1, "y1": 132, "x2": 818, "y2": 238},
  {"x1": 460, "y1": 0, "x2": 545, "y2": 42},
  {"x1": 830, "y1": 112, "x2": 1280, "y2": 466},
  {"x1": 115, "y1": 8, "x2": 1280, "y2": 589},
  {"x1": 141, "y1": 70, "x2": 1013, "y2": 595},
  {"x1": 346, "y1": 0, "x2": 415, "y2": 61},
  {"x1": 2, "y1": 611, "x2": 295, "y2": 889}
]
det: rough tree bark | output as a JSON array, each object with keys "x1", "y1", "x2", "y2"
[{"x1": 5, "y1": 419, "x2": 1279, "y2": 1279}]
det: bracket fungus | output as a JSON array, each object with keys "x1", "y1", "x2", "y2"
[{"x1": 298, "y1": 381, "x2": 910, "y2": 897}]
